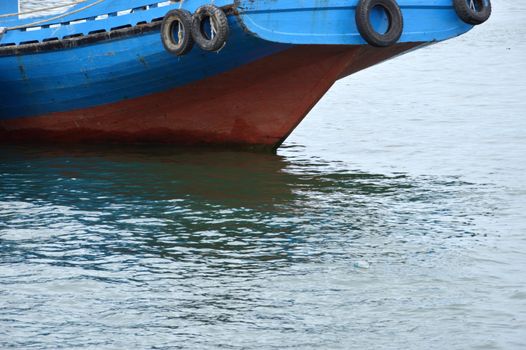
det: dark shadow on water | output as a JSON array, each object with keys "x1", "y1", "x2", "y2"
[
  {"x1": 0, "y1": 144, "x2": 408, "y2": 207},
  {"x1": 0, "y1": 144, "x2": 483, "y2": 274}
]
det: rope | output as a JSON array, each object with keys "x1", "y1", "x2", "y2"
[
  {"x1": 0, "y1": 0, "x2": 90, "y2": 19},
  {"x1": 4, "y1": 0, "x2": 106, "y2": 31}
]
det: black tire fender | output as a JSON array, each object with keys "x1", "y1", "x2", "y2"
[
  {"x1": 356, "y1": 0, "x2": 403, "y2": 47},
  {"x1": 453, "y1": 0, "x2": 491, "y2": 25},
  {"x1": 192, "y1": 5, "x2": 229, "y2": 52},
  {"x1": 160, "y1": 9, "x2": 194, "y2": 56}
]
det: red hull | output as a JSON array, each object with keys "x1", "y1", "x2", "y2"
[{"x1": 0, "y1": 43, "x2": 420, "y2": 150}]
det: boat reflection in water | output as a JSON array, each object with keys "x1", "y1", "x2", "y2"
[
  {"x1": 0, "y1": 145, "x2": 494, "y2": 348},
  {"x1": 0, "y1": 144, "x2": 480, "y2": 269}
]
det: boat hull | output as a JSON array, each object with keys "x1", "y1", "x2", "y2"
[
  {"x1": 0, "y1": 42, "x2": 421, "y2": 150},
  {"x1": 0, "y1": 0, "x2": 475, "y2": 150}
]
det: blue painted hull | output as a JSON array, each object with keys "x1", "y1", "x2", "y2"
[
  {"x1": 0, "y1": 0, "x2": 479, "y2": 147},
  {"x1": 0, "y1": 17, "x2": 287, "y2": 119}
]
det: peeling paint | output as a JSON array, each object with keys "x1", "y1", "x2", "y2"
[
  {"x1": 16, "y1": 56, "x2": 28, "y2": 81},
  {"x1": 137, "y1": 55, "x2": 148, "y2": 68}
]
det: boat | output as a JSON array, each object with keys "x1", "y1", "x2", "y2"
[{"x1": 0, "y1": 0, "x2": 491, "y2": 150}]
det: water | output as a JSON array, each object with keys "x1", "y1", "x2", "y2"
[{"x1": 2, "y1": 1, "x2": 526, "y2": 349}]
